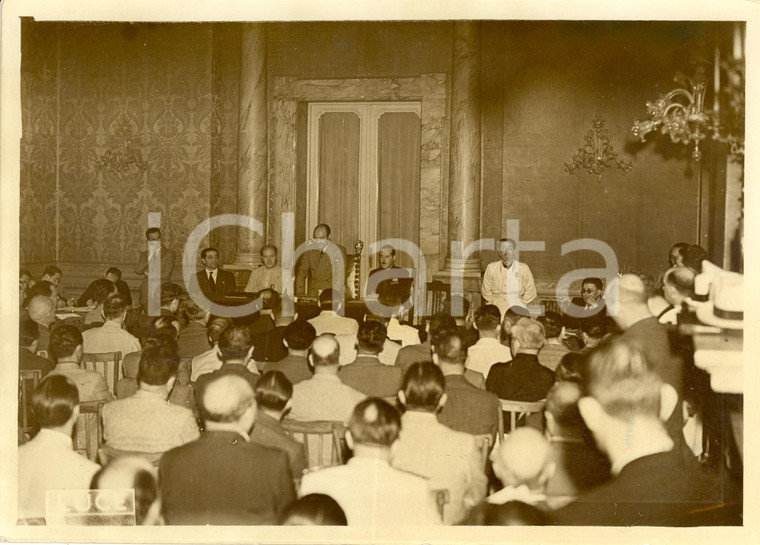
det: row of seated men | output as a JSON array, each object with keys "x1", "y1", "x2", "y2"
[{"x1": 17, "y1": 260, "x2": 741, "y2": 526}]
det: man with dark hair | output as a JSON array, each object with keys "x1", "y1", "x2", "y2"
[
  {"x1": 82, "y1": 294, "x2": 141, "y2": 360},
  {"x1": 308, "y1": 288, "x2": 358, "y2": 336},
  {"x1": 19, "y1": 320, "x2": 53, "y2": 376},
  {"x1": 18, "y1": 375, "x2": 100, "y2": 519},
  {"x1": 82, "y1": 278, "x2": 118, "y2": 326},
  {"x1": 579, "y1": 320, "x2": 607, "y2": 352},
  {"x1": 681, "y1": 244, "x2": 708, "y2": 274},
  {"x1": 251, "y1": 294, "x2": 295, "y2": 364},
  {"x1": 176, "y1": 296, "x2": 211, "y2": 359},
  {"x1": 193, "y1": 247, "x2": 236, "y2": 299},
  {"x1": 553, "y1": 340, "x2": 737, "y2": 526},
  {"x1": 366, "y1": 245, "x2": 412, "y2": 302},
  {"x1": 290, "y1": 334, "x2": 365, "y2": 422},
  {"x1": 102, "y1": 345, "x2": 199, "y2": 454},
  {"x1": 339, "y1": 321, "x2": 402, "y2": 398},
  {"x1": 434, "y1": 328, "x2": 500, "y2": 437},
  {"x1": 194, "y1": 325, "x2": 260, "y2": 404},
  {"x1": 136, "y1": 227, "x2": 176, "y2": 311},
  {"x1": 160, "y1": 373, "x2": 295, "y2": 525},
  {"x1": 295, "y1": 223, "x2": 349, "y2": 297},
  {"x1": 466, "y1": 304, "x2": 512, "y2": 380},
  {"x1": 77, "y1": 267, "x2": 132, "y2": 307},
  {"x1": 537, "y1": 311, "x2": 570, "y2": 371},
  {"x1": 251, "y1": 371, "x2": 307, "y2": 478},
  {"x1": 482, "y1": 238, "x2": 537, "y2": 315},
  {"x1": 486, "y1": 318, "x2": 555, "y2": 402},
  {"x1": 49, "y1": 325, "x2": 113, "y2": 403},
  {"x1": 394, "y1": 313, "x2": 457, "y2": 373},
  {"x1": 563, "y1": 277, "x2": 607, "y2": 331},
  {"x1": 262, "y1": 320, "x2": 316, "y2": 385},
  {"x1": 91, "y1": 457, "x2": 160, "y2": 525},
  {"x1": 159, "y1": 282, "x2": 183, "y2": 317},
  {"x1": 245, "y1": 244, "x2": 282, "y2": 294},
  {"x1": 669, "y1": 242, "x2": 690, "y2": 268},
  {"x1": 300, "y1": 398, "x2": 441, "y2": 526},
  {"x1": 190, "y1": 317, "x2": 233, "y2": 382},
  {"x1": 41, "y1": 264, "x2": 74, "y2": 308},
  {"x1": 393, "y1": 362, "x2": 487, "y2": 524},
  {"x1": 659, "y1": 266, "x2": 696, "y2": 325},
  {"x1": 26, "y1": 294, "x2": 58, "y2": 353}
]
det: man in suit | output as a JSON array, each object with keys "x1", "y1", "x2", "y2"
[
  {"x1": 339, "y1": 320, "x2": 402, "y2": 399},
  {"x1": 562, "y1": 277, "x2": 607, "y2": 331},
  {"x1": 159, "y1": 283, "x2": 183, "y2": 317},
  {"x1": 176, "y1": 296, "x2": 211, "y2": 360},
  {"x1": 78, "y1": 267, "x2": 132, "y2": 307},
  {"x1": 251, "y1": 371, "x2": 308, "y2": 480},
  {"x1": 295, "y1": 224, "x2": 348, "y2": 298},
  {"x1": 366, "y1": 245, "x2": 413, "y2": 302},
  {"x1": 193, "y1": 247, "x2": 236, "y2": 300},
  {"x1": 394, "y1": 313, "x2": 456, "y2": 373},
  {"x1": 262, "y1": 319, "x2": 316, "y2": 385},
  {"x1": 82, "y1": 294, "x2": 142, "y2": 361},
  {"x1": 26, "y1": 294, "x2": 58, "y2": 353},
  {"x1": 19, "y1": 319, "x2": 53, "y2": 376},
  {"x1": 135, "y1": 227, "x2": 176, "y2": 312},
  {"x1": 552, "y1": 339, "x2": 737, "y2": 526},
  {"x1": 435, "y1": 329, "x2": 500, "y2": 438},
  {"x1": 160, "y1": 373, "x2": 295, "y2": 525}
]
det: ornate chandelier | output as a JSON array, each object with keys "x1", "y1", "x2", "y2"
[
  {"x1": 631, "y1": 66, "x2": 712, "y2": 161},
  {"x1": 564, "y1": 114, "x2": 632, "y2": 183}
]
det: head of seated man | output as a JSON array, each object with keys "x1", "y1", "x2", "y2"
[
  {"x1": 91, "y1": 456, "x2": 160, "y2": 525},
  {"x1": 474, "y1": 304, "x2": 502, "y2": 339},
  {"x1": 49, "y1": 324, "x2": 84, "y2": 366},
  {"x1": 160, "y1": 283, "x2": 184, "y2": 315},
  {"x1": 258, "y1": 288, "x2": 280, "y2": 312},
  {"x1": 217, "y1": 325, "x2": 254, "y2": 365},
  {"x1": 33, "y1": 374, "x2": 80, "y2": 432},
  {"x1": 662, "y1": 266, "x2": 696, "y2": 308},
  {"x1": 103, "y1": 294, "x2": 130, "y2": 326},
  {"x1": 398, "y1": 361, "x2": 446, "y2": 414},
  {"x1": 152, "y1": 316, "x2": 181, "y2": 339},
  {"x1": 509, "y1": 317, "x2": 546, "y2": 357},
  {"x1": 668, "y1": 242, "x2": 689, "y2": 268},
  {"x1": 680, "y1": 244, "x2": 708, "y2": 274},
  {"x1": 308, "y1": 334, "x2": 341, "y2": 374},
  {"x1": 491, "y1": 427, "x2": 554, "y2": 491},
  {"x1": 254, "y1": 370, "x2": 293, "y2": 421},
  {"x1": 427, "y1": 313, "x2": 457, "y2": 345},
  {"x1": 26, "y1": 281, "x2": 59, "y2": 310},
  {"x1": 201, "y1": 373, "x2": 258, "y2": 436},
  {"x1": 356, "y1": 320, "x2": 386, "y2": 357},
  {"x1": 501, "y1": 305, "x2": 532, "y2": 341},
  {"x1": 282, "y1": 493, "x2": 347, "y2": 526},
  {"x1": 27, "y1": 294, "x2": 56, "y2": 327},
  {"x1": 137, "y1": 344, "x2": 180, "y2": 397},
  {"x1": 318, "y1": 288, "x2": 343, "y2": 313},
  {"x1": 283, "y1": 320, "x2": 317, "y2": 356},
  {"x1": 537, "y1": 311, "x2": 564, "y2": 342},
  {"x1": 346, "y1": 398, "x2": 400, "y2": 457}
]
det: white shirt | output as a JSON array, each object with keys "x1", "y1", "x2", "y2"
[
  {"x1": 245, "y1": 265, "x2": 283, "y2": 293},
  {"x1": 465, "y1": 337, "x2": 512, "y2": 379},
  {"x1": 191, "y1": 347, "x2": 223, "y2": 382},
  {"x1": 308, "y1": 310, "x2": 359, "y2": 336},
  {"x1": 300, "y1": 456, "x2": 442, "y2": 527},
  {"x1": 18, "y1": 429, "x2": 100, "y2": 519},
  {"x1": 290, "y1": 374, "x2": 365, "y2": 422},
  {"x1": 82, "y1": 321, "x2": 141, "y2": 360},
  {"x1": 387, "y1": 318, "x2": 420, "y2": 347},
  {"x1": 481, "y1": 260, "x2": 537, "y2": 315}
]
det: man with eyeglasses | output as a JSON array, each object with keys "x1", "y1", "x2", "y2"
[{"x1": 562, "y1": 277, "x2": 607, "y2": 331}]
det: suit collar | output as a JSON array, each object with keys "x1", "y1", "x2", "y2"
[{"x1": 202, "y1": 429, "x2": 250, "y2": 443}]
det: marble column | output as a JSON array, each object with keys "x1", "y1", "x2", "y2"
[
  {"x1": 436, "y1": 22, "x2": 482, "y2": 301},
  {"x1": 234, "y1": 23, "x2": 268, "y2": 266}
]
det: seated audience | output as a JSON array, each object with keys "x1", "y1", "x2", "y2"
[
  {"x1": 26, "y1": 294, "x2": 58, "y2": 353},
  {"x1": 466, "y1": 428, "x2": 553, "y2": 523},
  {"x1": 669, "y1": 242, "x2": 690, "y2": 267},
  {"x1": 18, "y1": 375, "x2": 100, "y2": 520},
  {"x1": 555, "y1": 352, "x2": 585, "y2": 383},
  {"x1": 48, "y1": 325, "x2": 113, "y2": 403},
  {"x1": 78, "y1": 266, "x2": 132, "y2": 307},
  {"x1": 19, "y1": 320, "x2": 53, "y2": 376},
  {"x1": 160, "y1": 374, "x2": 295, "y2": 524},
  {"x1": 392, "y1": 362, "x2": 488, "y2": 524},
  {"x1": 465, "y1": 304, "x2": 511, "y2": 380},
  {"x1": 299, "y1": 398, "x2": 441, "y2": 526},
  {"x1": 289, "y1": 334, "x2": 365, "y2": 422},
  {"x1": 25, "y1": 280, "x2": 59, "y2": 310},
  {"x1": 339, "y1": 321, "x2": 402, "y2": 398},
  {"x1": 159, "y1": 282, "x2": 184, "y2": 317},
  {"x1": 562, "y1": 277, "x2": 607, "y2": 331},
  {"x1": 434, "y1": 329, "x2": 500, "y2": 438},
  {"x1": 262, "y1": 320, "x2": 316, "y2": 385},
  {"x1": 245, "y1": 244, "x2": 283, "y2": 294},
  {"x1": 543, "y1": 381, "x2": 611, "y2": 508},
  {"x1": 681, "y1": 244, "x2": 708, "y2": 274},
  {"x1": 82, "y1": 294, "x2": 141, "y2": 360},
  {"x1": 500, "y1": 305, "x2": 531, "y2": 346},
  {"x1": 176, "y1": 296, "x2": 211, "y2": 359},
  {"x1": 251, "y1": 294, "x2": 294, "y2": 364},
  {"x1": 195, "y1": 325, "x2": 260, "y2": 405},
  {"x1": 249, "y1": 288, "x2": 279, "y2": 335},
  {"x1": 82, "y1": 278, "x2": 118, "y2": 326},
  {"x1": 579, "y1": 320, "x2": 607, "y2": 353},
  {"x1": 537, "y1": 312, "x2": 570, "y2": 371},
  {"x1": 102, "y1": 345, "x2": 199, "y2": 454},
  {"x1": 659, "y1": 266, "x2": 696, "y2": 325},
  {"x1": 552, "y1": 340, "x2": 736, "y2": 526},
  {"x1": 395, "y1": 313, "x2": 457, "y2": 373},
  {"x1": 282, "y1": 494, "x2": 347, "y2": 526},
  {"x1": 190, "y1": 317, "x2": 232, "y2": 382},
  {"x1": 91, "y1": 456, "x2": 161, "y2": 525},
  {"x1": 250, "y1": 371, "x2": 307, "y2": 479},
  {"x1": 153, "y1": 314, "x2": 181, "y2": 338},
  {"x1": 308, "y1": 289, "x2": 359, "y2": 336},
  {"x1": 486, "y1": 318, "x2": 554, "y2": 401}
]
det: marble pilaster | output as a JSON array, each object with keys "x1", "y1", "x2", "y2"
[{"x1": 234, "y1": 23, "x2": 268, "y2": 266}]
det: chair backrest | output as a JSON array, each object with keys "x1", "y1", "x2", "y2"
[
  {"x1": 82, "y1": 352, "x2": 122, "y2": 395},
  {"x1": 98, "y1": 444, "x2": 162, "y2": 467},
  {"x1": 74, "y1": 400, "x2": 106, "y2": 462},
  {"x1": 425, "y1": 281, "x2": 449, "y2": 317},
  {"x1": 281, "y1": 418, "x2": 346, "y2": 470},
  {"x1": 473, "y1": 433, "x2": 494, "y2": 473},
  {"x1": 19, "y1": 369, "x2": 42, "y2": 437},
  {"x1": 498, "y1": 398, "x2": 546, "y2": 440}
]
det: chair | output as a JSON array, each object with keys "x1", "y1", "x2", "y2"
[
  {"x1": 82, "y1": 351, "x2": 122, "y2": 395},
  {"x1": 281, "y1": 419, "x2": 346, "y2": 470},
  {"x1": 497, "y1": 398, "x2": 546, "y2": 440},
  {"x1": 540, "y1": 298, "x2": 562, "y2": 315},
  {"x1": 19, "y1": 369, "x2": 42, "y2": 438},
  {"x1": 98, "y1": 444, "x2": 162, "y2": 467},
  {"x1": 425, "y1": 280, "x2": 449, "y2": 317},
  {"x1": 74, "y1": 400, "x2": 106, "y2": 462}
]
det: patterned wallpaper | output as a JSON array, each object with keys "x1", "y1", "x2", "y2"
[{"x1": 20, "y1": 22, "x2": 240, "y2": 267}]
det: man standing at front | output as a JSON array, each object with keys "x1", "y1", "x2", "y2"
[
  {"x1": 481, "y1": 238, "x2": 537, "y2": 316},
  {"x1": 136, "y1": 228, "x2": 176, "y2": 311},
  {"x1": 295, "y1": 224, "x2": 348, "y2": 298}
]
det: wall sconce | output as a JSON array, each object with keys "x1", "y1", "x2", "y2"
[
  {"x1": 96, "y1": 116, "x2": 147, "y2": 176},
  {"x1": 564, "y1": 114, "x2": 632, "y2": 183}
]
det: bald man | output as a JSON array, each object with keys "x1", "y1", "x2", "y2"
[
  {"x1": 26, "y1": 295, "x2": 58, "y2": 353},
  {"x1": 289, "y1": 334, "x2": 365, "y2": 422},
  {"x1": 659, "y1": 266, "x2": 696, "y2": 325},
  {"x1": 159, "y1": 374, "x2": 295, "y2": 525}
]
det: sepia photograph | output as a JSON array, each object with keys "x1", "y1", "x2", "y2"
[{"x1": 1, "y1": 0, "x2": 756, "y2": 543}]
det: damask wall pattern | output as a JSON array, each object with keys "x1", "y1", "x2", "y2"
[{"x1": 21, "y1": 22, "x2": 240, "y2": 267}]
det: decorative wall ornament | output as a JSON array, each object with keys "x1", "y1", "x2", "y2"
[
  {"x1": 96, "y1": 114, "x2": 147, "y2": 177},
  {"x1": 564, "y1": 114, "x2": 632, "y2": 183}
]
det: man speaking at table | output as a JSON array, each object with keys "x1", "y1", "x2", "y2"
[{"x1": 295, "y1": 224, "x2": 348, "y2": 298}]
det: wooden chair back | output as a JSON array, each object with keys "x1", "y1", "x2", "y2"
[
  {"x1": 98, "y1": 444, "x2": 162, "y2": 467},
  {"x1": 473, "y1": 433, "x2": 494, "y2": 473},
  {"x1": 281, "y1": 419, "x2": 346, "y2": 470},
  {"x1": 497, "y1": 398, "x2": 546, "y2": 440},
  {"x1": 425, "y1": 280, "x2": 449, "y2": 317},
  {"x1": 82, "y1": 352, "x2": 122, "y2": 395},
  {"x1": 19, "y1": 369, "x2": 42, "y2": 438},
  {"x1": 74, "y1": 400, "x2": 106, "y2": 462}
]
